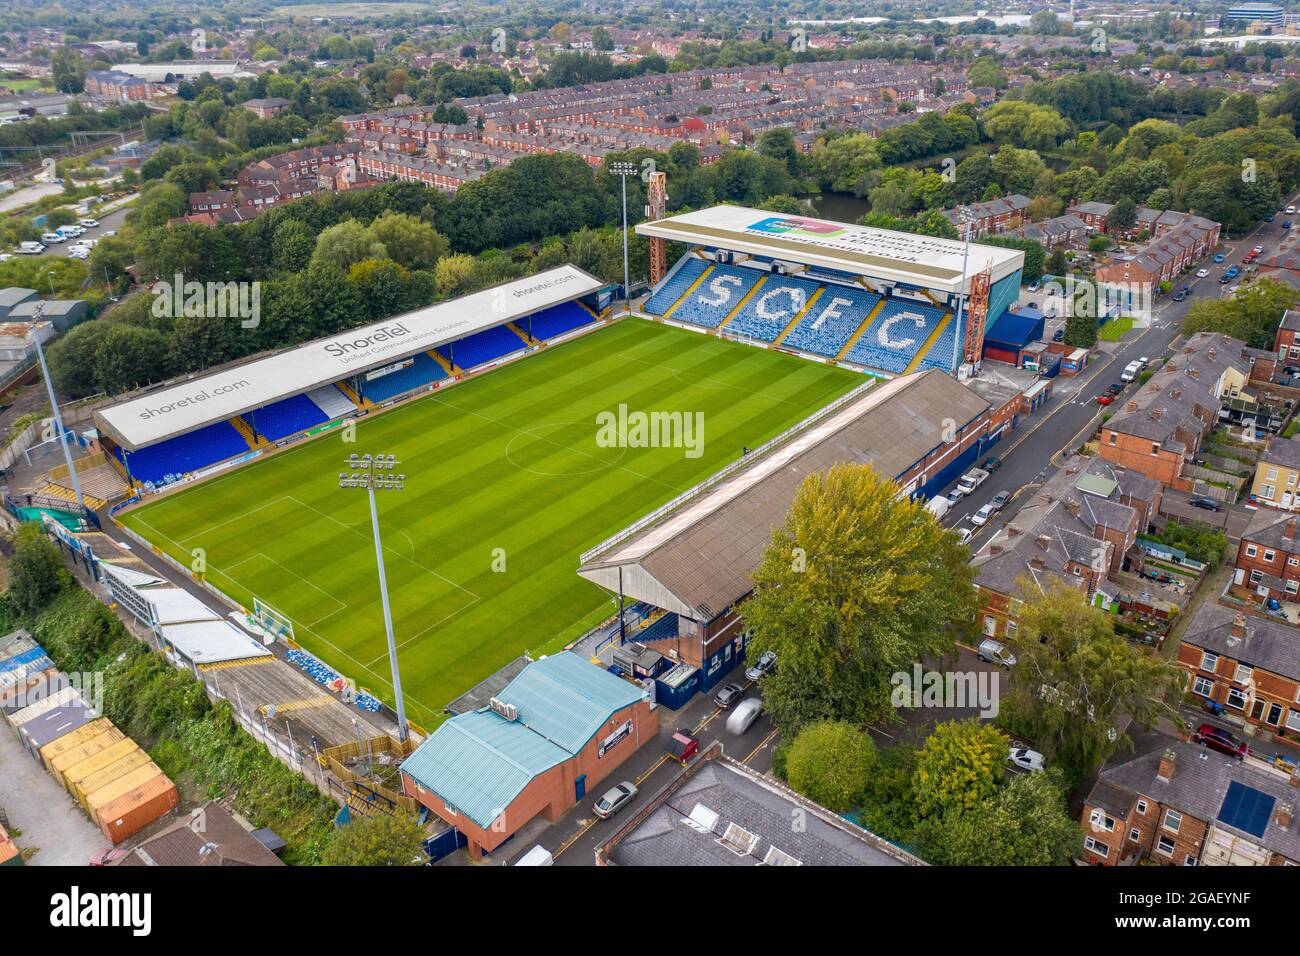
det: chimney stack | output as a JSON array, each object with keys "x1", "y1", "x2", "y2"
[
  {"x1": 1157, "y1": 748, "x2": 1176, "y2": 783},
  {"x1": 1291, "y1": 766, "x2": 1300, "y2": 788},
  {"x1": 1127, "y1": 401, "x2": 1139, "y2": 413},
  {"x1": 1232, "y1": 612, "x2": 1247, "y2": 641},
  {"x1": 1037, "y1": 534, "x2": 1051, "y2": 551},
  {"x1": 1151, "y1": 406, "x2": 1162, "y2": 420},
  {"x1": 1029, "y1": 555, "x2": 1045, "y2": 570},
  {"x1": 1065, "y1": 499, "x2": 1080, "y2": 516},
  {"x1": 1278, "y1": 802, "x2": 1293, "y2": 830}
]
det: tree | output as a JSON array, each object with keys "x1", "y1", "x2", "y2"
[
  {"x1": 967, "y1": 57, "x2": 1007, "y2": 91},
  {"x1": 310, "y1": 220, "x2": 388, "y2": 273},
  {"x1": 912, "y1": 720, "x2": 1008, "y2": 817},
  {"x1": 47, "y1": 321, "x2": 112, "y2": 398},
  {"x1": 367, "y1": 212, "x2": 449, "y2": 271},
  {"x1": 271, "y1": 219, "x2": 316, "y2": 275},
  {"x1": 1109, "y1": 197, "x2": 1138, "y2": 233},
  {"x1": 785, "y1": 721, "x2": 875, "y2": 811},
  {"x1": 1183, "y1": 276, "x2": 1300, "y2": 348},
  {"x1": 321, "y1": 812, "x2": 426, "y2": 866},
  {"x1": 591, "y1": 26, "x2": 614, "y2": 52},
  {"x1": 743, "y1": 464, "x2": 975, "y2": 732},
  {"x1": 922, "y1": 771, "x2": 1081, "y2": 865},
  {"x1": 982, "y1": 102, "x2": 1070, "y2": 152},
  {"x1": 7, "y1": 523, "x2": 71, "y2": 614},
  {"x1": 94, "y1": 324, "x2": 170, "y2": 395},
  {"x1": 1064, "y1": 307, "x2": 1098, "y2": 349},
  {"x1": 1003, "y1": 582, "x2": 1185, "y2": 785}
]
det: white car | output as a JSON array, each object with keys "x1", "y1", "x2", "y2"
[
  {"x1": 970, "y1": 503, "x2": 997, "y2": 527},
  {"x1": 744, "y1": 649, "x2": 777, "y2": 682},
  {"x1": 67, "y1": 248, "x2": 88, "y2": 260},
  {"x1": 1137, "y1": 356, "x2": 1149, "y2": 367},
  {"x1": 956, "y1": 526, "x2": 974, "y2": 546},
  {"x1": 1009, "y1": 746, "x2": 1045, "y2": 773},
  {"x1": 1196, "y1": 268, "x2": 1210, "y2": 278},
  {"x1": 102, "y1": 229, "x2": 116, "y2": 237},
  {"x1": 40, "y1": 232, "x2": 64, "y2": 243},
  {"x1": 1288, "y1": 206, "x2": 1296, "y2": 214},
  {"x1": 58, "y1": 225, "x2": 84, "y2": 237},
  {"x1": 78, "y1": 218, "x2": 99, "y2": 228}
]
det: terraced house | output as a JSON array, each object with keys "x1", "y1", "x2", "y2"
[
  {"x1": 1098, "y1": 333, "x2": 1253, "y2": 489},
  {"x1": 1250, "y1": 434, "x2": 1300, "y2": 511},
  {"x1": 1234, "y1": 509, "x2": 1300, "y2": 602}
]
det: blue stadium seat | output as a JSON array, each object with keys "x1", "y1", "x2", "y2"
[
  {"x1": 667, "y1": 264, "x2": 764, "y2": 329},
  {"x1": 525, "y1": 301, "x2": 596, "y2": 341},
  {"x1": 725, "y1": 275, "x2": 822, "y2": 342},
  {"x1": 643, "y1": 257, "x2": 709, "y2": 314},
  {"x1": 361, "y1": 353, "x2": 447, "y2": 403},
  {"x1": 918, "y1": 316, "x2": 961, "y2": 372},
  {"x1": 846, "y1": 297, "x2": 949, "y2": 374},
  {"x1": 781, "y1": 285, "x2": 881, "y2": 358},
  {"x1": 248, "y1": 394, "x2": 329, "y2": 442},
  {"x1": 117, "y1": 419, "x2": 250, "y2": 485},
  {"x1": 437, "y1": 324, "x2": 526, "y2": 370}
]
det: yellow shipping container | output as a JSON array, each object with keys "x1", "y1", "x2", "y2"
[
  {"x1": 85, "y1": 762, "x2": 163, "y2": 815},
  {"x1": 61, "y1": 739, "x2": 139, "y2": 793},
  {"x1": 38, "y1": 718, "x2": 115, "y2": 774},
  {"x1": 75, "y1": 750, "x2": 151, "y2": 808},
  {"x1": 48, "y1": 729, "x2": 128, "y2": 786}
]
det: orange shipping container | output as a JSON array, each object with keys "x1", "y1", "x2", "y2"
[
  {"x1": 48, "y1": 729, "x2": 128, "y2": 786},
  {"x1": 85, "y1": 762, "x2": 164, "y2": 815},
  {"x1": 0, "y1": 667, "x2": 61, "y2": 712},
  {"x1": 62, "y1": 740, "x2": 140, "y2": 793},
  {"x1": 38, "y1": 718, "x2": 115, "y2": 774},
  {"x1": 95, "y1": 774, "x2": 179, "y2": 845},
  {"x1": 73, "y1": 749, "x2": 151, "y2": 808}
]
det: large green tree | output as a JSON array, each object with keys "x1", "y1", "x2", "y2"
[
  {"x1": 744, "y1": 464, "x2": 975, "y2": 732},
  {"x1": 321, "y1": 812, "x2": 426, "y2": 866},
  {"x1": 785, "y1": 721, "x2": 875, "y2": 811},
  {"x1": 912, "y1": 719, "x2": 1008, "y2": 817}
]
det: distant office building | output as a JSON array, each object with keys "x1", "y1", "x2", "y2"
[{"x1": 1225, "y1": 3, "x2": 1285, "y2": 26}]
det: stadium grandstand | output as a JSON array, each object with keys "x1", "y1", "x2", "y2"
[
  {"x1": 93, "y1": 266, "x2": 609, "y2": 490},
  {"x1": 637, "y1": 205, "x2": 1024, "y2": 378}
]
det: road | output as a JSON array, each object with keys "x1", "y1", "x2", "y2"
[{"x1": 941, "y1": 198, "x2": 1300, "y2": 551}]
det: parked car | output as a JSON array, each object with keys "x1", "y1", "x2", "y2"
[
  {"x1": 1189, "y1": 496, "x2": 1221, "y2": 512},
  {"x1": 726, "y1": 697, "x2": 763, "y2": 736},
  {"x1": 1095, "y1": 392, "x2": 1115, "y2": 405},
  {"x1": 989, "y1": 490, "x2": 1012, "y2": 510},
  {"x1": 1120, "y1": 360, "x2": 1143, "y2": 382},
  {"x1": 40, "y1": 232, "x2": 64, "y2": 243},
  {"x1": 744, "y1": 650, "x2": 777, "y2": 682},
  {"x1": 977, "y1": 638, "x2": 1016, "y2": 668},
  {"x1": 713, "y1": 683, "x2": 744, "y2": 709},
  {"x1": 1107, "y1": 382, "x2": 1123, "y2": 395},
  {"x1": 1213, "y1": 253, "x2": 1225, "y2": 263},
  {"x1": 945, "y1": 488, "x2": 963, "y2": 505},
  {"x1": 1266, "y1": 214, "x2": 1276, "y2": 222},
  {"x1": 1051, "y1": 328, "x2": 1064, "y2": 342},
  {"x1": 1008, "y1": 746, "x2": 1046, "y2": 773},
  {"x1": 1172, "y1": 288, "x2": 1187, "y2": 302},
  {"x1": 1284, "y1": 221, "x2": 1293, "y2": 230},
  {"x1": 78, "y1": 218, "x2": 99, "y2": 228},
  {"x1": 592, "y1": 781, "x2": 638, "y2": 819},
  {"x1": 17, "y1": 241, "x2": 44, "y2": 254},
  {"x1": 957, "y1": 468, "x2": 990, "y2": 496},
  {"x1": 1288, "y1": 205, "x2": 1296, "y2": 214},
  {"x1": 1137, "y1": 356, "x2": 1150, "y2": 367},
  {"x1": 1283, "y1": 365, "x2": 1300, "y2": 376},
  {"x1": 1253, "y1": 245, "x2": 1265, "y2": 254},
  {"x1": 1191, "y1": 723, "x2": 1248, "y2": 761},
  {"x1": 926, "y1": 495, "x2": 952, "y2": 521},
  {"x1": 1196, "y1": 268, "x2": 1210, "y2": 278},
  {"x1": 971, "y1": 503, "x2": 996, "y2": 526},
  {"x1": 57, "y1": 225, "x2": 83, "y2": 237},
  {"x1": 982, "y1": 456, "x2": 1002, "y2": 473},
  {"x1": 955, "y1": 526, "x2": 973, "y2": 546}
]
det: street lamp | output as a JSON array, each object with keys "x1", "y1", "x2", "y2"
[
  {"x1": 610, "y1": 161, "x2": 637, "y2": 314},
  {"x1": 30, "y1": 302, "x2": 86, "y2": 512},
  {"x1": 339, "y1": 453, "x2": 409, "y2": 742},
  {"x1": 949, "y1": 207, "x2": 977, "y2": 378}
]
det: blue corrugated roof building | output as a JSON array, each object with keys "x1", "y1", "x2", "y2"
[{"x1": 401, "y1": 653, "x2": 646, "y2": 831}]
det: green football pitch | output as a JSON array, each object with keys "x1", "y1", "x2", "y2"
[{"x1": 121, "y1": 318, "x2": 863, "y2": 726}]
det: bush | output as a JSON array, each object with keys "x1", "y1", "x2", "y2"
[{"x1": 785, "y1": 720, "x2": 875, "y2": 811}]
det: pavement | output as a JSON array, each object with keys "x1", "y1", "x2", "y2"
[{"x1": 0, "y1": 714, "x2": 111, "y2": 865}]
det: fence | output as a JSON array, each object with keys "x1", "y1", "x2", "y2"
[
  {"x1": 0, "y1": 419, "x2": 42, "y2": 472},
  {"x1": 319, "y1": 735, "x2": 421, "y2": 815}
]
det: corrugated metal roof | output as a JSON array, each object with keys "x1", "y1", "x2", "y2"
[{"x1": 497, "y1": 652, "x2": 644, "y2": 754}]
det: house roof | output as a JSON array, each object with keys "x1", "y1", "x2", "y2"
[
  {"x1": 1180, "y1": 602, "x2": 1300, "y2": 683},
  {"x1": 118, "y1": 801, "x2": 283, "y2": 867},
  {"x1": 1262, "y1": 435, "x2": 1300, "y2": 471}
]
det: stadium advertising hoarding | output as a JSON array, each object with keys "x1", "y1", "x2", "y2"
[
  {"x1": 636, "y1": 204, "x2": 1024, "y2": 294},
  {"x1": 97, "y1": 266, "x2": 603, "y2": 450}
]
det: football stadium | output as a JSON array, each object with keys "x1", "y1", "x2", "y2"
[{"x1": 98, "y1": 206, "x2": 1023, "y2": 726}]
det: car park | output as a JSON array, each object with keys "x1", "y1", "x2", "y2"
[
  {"x1": 1196, "y1": 268, "x2": 1210, "y2": 278},
  {"x1": 592, "y1": 781, "x2": 638, "y2": 819},
  {"x1": 1191, "y1": 723, "x2": 1248, "y2": 761},
  {"x1": 726, "y1": 697, "x2": 763, "y2": 736},
  {"x1": 744, "y1": 650, "x2": 777, "y2": 682},
  {"x1": 1008, "y1": 746, "x2": 1045, "y2": 773},
  {"x1": 971, "y1": 503, "x2": 996, "y2": 527},
  {"x1": 713, "y1": 683, "x2": 744, "y2": 709},
  {"x1": 1190, "y1": 496, "x2": 1220, "y2": 511},
  {"x1": 977, "y1": 638, "x2": 1016, "y2": 667}
]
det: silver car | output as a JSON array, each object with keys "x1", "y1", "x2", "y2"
[
  {"x1": 744, "y1": 650, "x2": 777, "y2": 682},
  {"x1": 593, "y1": 781, "x2": 638, "y2": 819}
]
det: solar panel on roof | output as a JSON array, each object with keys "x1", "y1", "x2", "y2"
[{"x1": 1217, "y1": 780, "x2": 1275, "y2": 839}]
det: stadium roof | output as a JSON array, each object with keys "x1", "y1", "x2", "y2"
[
  {"x1": 95, "y1": 265, "x2": 603, "y2": 450},
  {"x1": 577, "y1": 369, "x2": 990, "y2": 620},
  {"x1": 636, "y1": 205, "x2": 1024, "y2": 295}
]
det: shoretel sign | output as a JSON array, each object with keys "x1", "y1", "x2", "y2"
[{"x1": 323, "y1": 323, "x2": 412, "y2": 357}]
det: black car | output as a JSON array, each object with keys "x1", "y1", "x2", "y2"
[
  {"x1": 1172, "y1": 289, "x2": 1187, "y2": 302},
  {"x1": 1189, "y1": 496, "x2": 1221, "y2": 512},
  {"x1": 1107, "y1": 382, "x2": 1123, "y2": 395},
  {"x1": 713, "y1": 683, "x2": 744, "y2": 709},
  {"x1": 1284, "y1": 365, "x2": 1300, "y2": 376},
  {"x1": 982, "y1": 456, "x2": 1002, "y2": 473},
  {"x1": 1052, "y1": 328, "x2": 1065, "y2": 343},
  {"x1": 1266, "y1": 214, "x2": 1276, "y2": 222}
]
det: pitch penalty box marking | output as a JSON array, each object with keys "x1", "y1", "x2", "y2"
[{"x1": 223, "y1": 552, "x2": 348, "y2": 627}]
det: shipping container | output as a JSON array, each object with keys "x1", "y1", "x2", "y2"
[
  {"x1": 47, "y1": 727, "x2": 127, "y2": 785},
  {"x1": 38, "y1": 717, "x2": 116, "y2": 773},
  {"x1": 0, "y1": 668, "x2": 66, "y2": 715},
  {"x1": 0, "y1": 657, "x2": 54, "y2": 691},
  {"x1": 0, "y1": 823, "x2": 20, "y2": 866},
  {"x1": 18, "y1": 705, "x2": 98, "y2": 755},
  {"x1": 0, "y1": 637, "x2": 37, "y2": 670},
  {"x1": 61, "y1": 739, "x2": 141, "y2": 796},
  {"x1": 0, "y1": 629, "x2": 32, "y2": 659},
  {"x1": 95, "y1": 773, "x2": 179, "y2": 846},
  {"x1": 6, "y1": 686, "x2": 83, "y2": 730},
  {"x1": 73, "y1": 749, "x2": 152, "y2": 809},
  {"x1": 85, "y1": 762, "x2": 164, "y2": 815}
]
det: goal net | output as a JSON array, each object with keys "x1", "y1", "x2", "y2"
[{"x1": 252, "y1": 598, "x2": 295, "y2": 644}]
